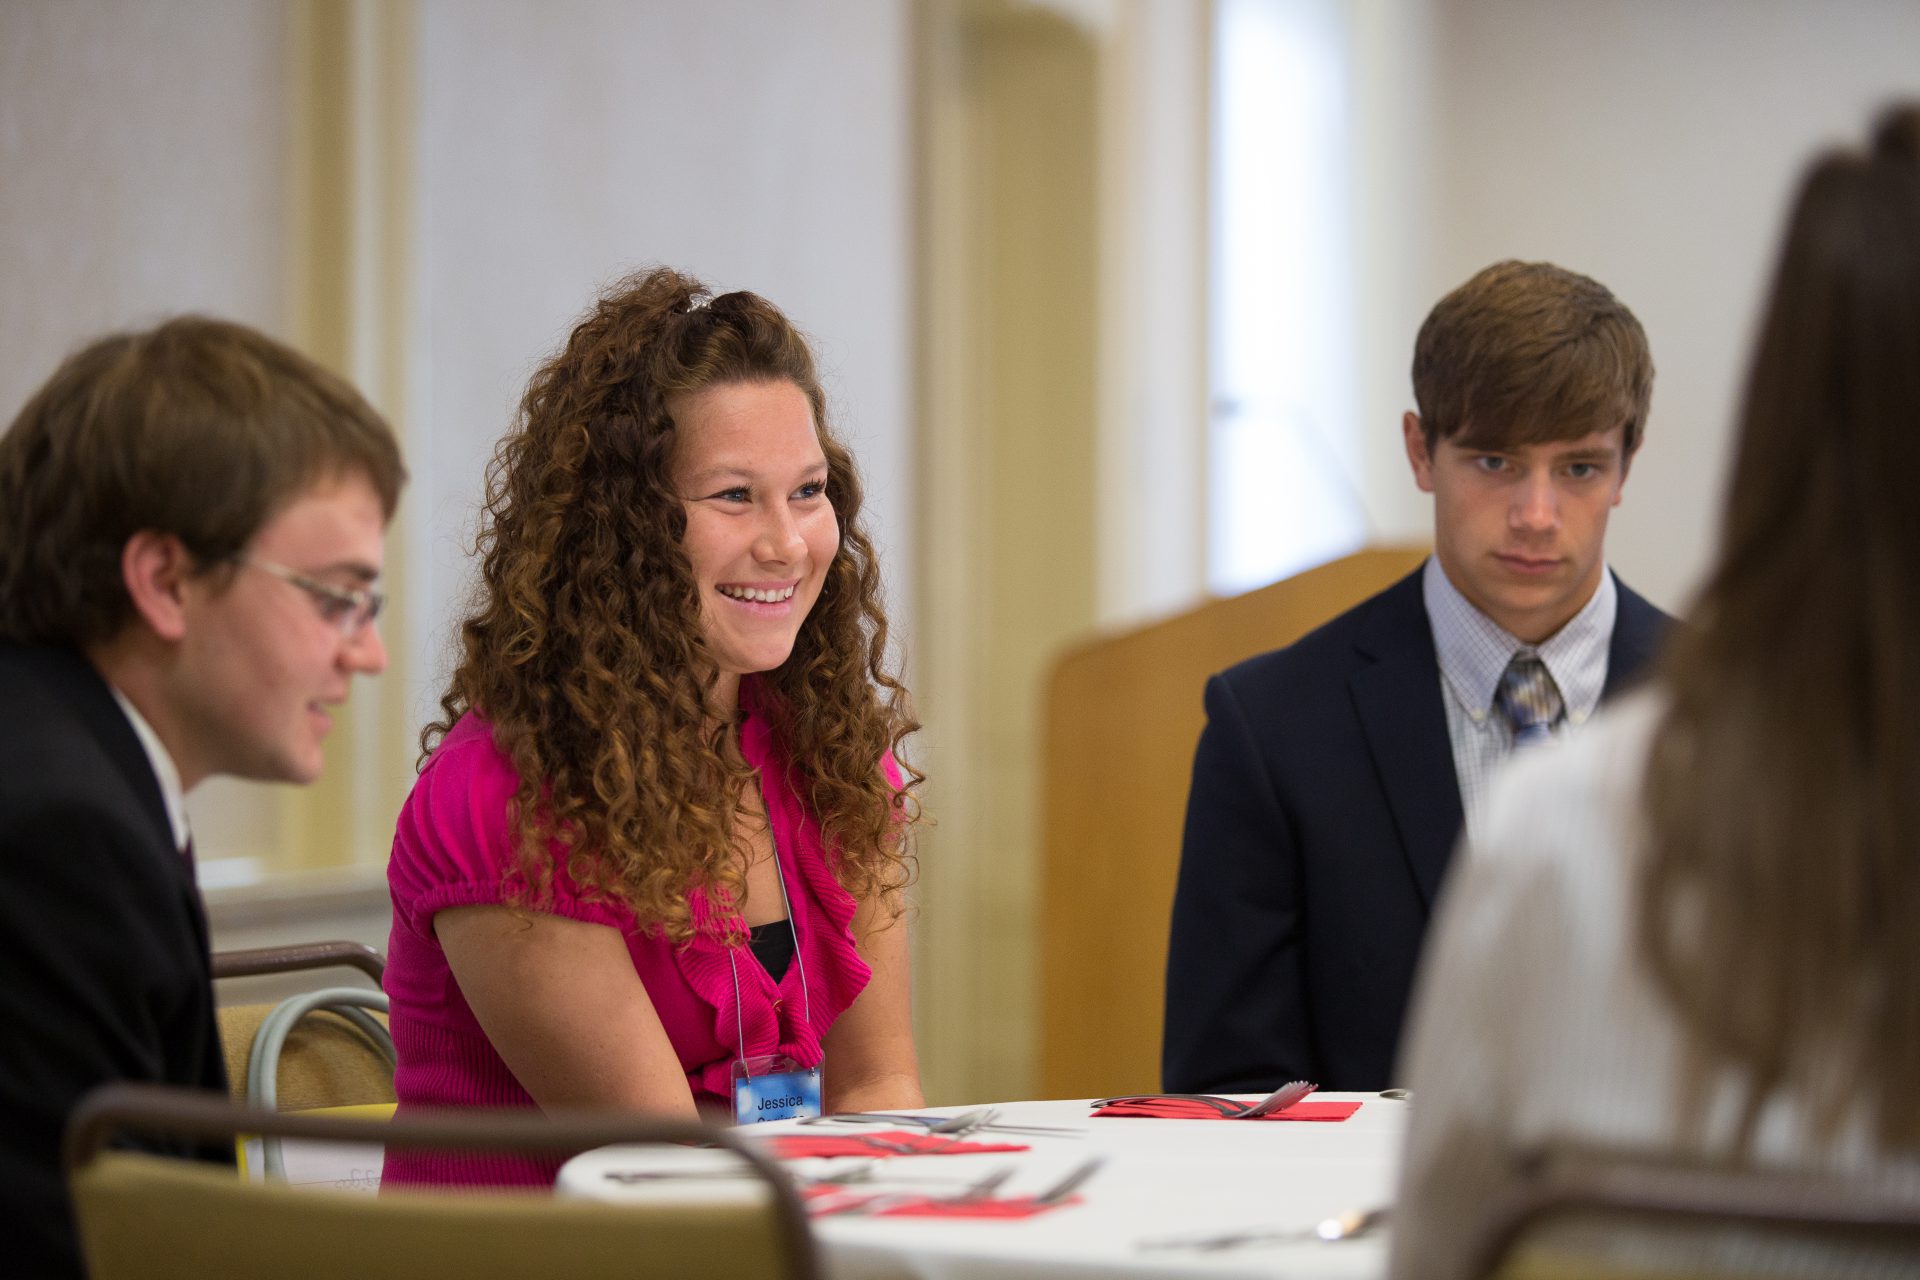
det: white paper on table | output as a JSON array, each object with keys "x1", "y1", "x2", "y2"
[{"x1": 240, "y1": 1137, "x2": 384, "y2": 1193}]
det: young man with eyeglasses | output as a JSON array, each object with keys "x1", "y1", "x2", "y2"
[{"x1": 0, "y1": 317, "x2": 405, "y2": 1278}]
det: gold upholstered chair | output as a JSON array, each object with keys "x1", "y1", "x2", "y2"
[
  {"x1": 1464, "y1": 1148, "x2": 1920, "y2": 1280},
  {"x1": 65, "y1": 1083, "x2": 823, "y2": 1280},
  {"x1": 213, "y1": 940, "x2": 396, "y2": 1115}
]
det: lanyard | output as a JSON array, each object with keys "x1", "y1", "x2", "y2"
[{"x1": 726, "y1": 776, "x2": 812, "y2": 1067}]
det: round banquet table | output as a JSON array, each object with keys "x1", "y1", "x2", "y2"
[{"x1": 556, "y1": 1094, "x2": 1405, "y2": 1280}]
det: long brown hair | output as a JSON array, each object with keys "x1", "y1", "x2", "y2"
[
  {"x1": 428, "y1": 267, "x2": 921, "y2": 941},
  {"x1": 1639, "y1": 105, "x2": 1920, "y2": 1147}
]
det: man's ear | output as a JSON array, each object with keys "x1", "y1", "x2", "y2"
[
  {"x1": 121, "y1": 531, "x2": 195, "y2": 642},
  {"x1": 1403, "y1": 411, "x2": 1436, "y2": 494}
]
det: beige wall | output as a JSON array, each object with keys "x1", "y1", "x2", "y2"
[
  {"x1": 0, "y1": 1, "x2": 291, "y2": 406},
  {"x1": 407, "y1": 0, "x2": 915, "y2": 735},
  {"x1": 912, "y1": 0, "x2": 1214, "y2": 1103},
  {"x1": 915, "y1": 0, "x2": 1112, "y2": 1107},
  {"x1": 1, "y1": 0, "x2": 294, "y2": 866},
  {"x1": 1367, "y1": 0, "x2": 1920, "y2": 614}
]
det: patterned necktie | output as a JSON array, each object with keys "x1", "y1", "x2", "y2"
[{"x1": 1495, "y1": 651, "x2": 1564, "y2": 747}]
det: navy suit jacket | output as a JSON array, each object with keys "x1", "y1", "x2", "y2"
[
  {"x1": 1162, "y1": 566, "x2": 1670, "y2": 1093},
  {"x1": 0, "y1": 643, "x2": 228, "y2": 1279}
]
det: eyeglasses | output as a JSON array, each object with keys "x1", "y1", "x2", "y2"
[{"x1": 237, "y1": 555, "x2": 384, "y2": 638}]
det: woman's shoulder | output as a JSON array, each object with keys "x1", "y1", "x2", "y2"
[
  {"x1": 416, "y1": 712, "x2": 521, "y2": 798},
  {"x1": 392, "y1": 712, "x2": 524, "y2": 882}
]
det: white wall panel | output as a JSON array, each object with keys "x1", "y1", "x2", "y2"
[
  {"x1": 1407, "y1": 0, "x2": 1920, "y2": 612},
  {"x1": 0, "y1": 0, "x2": 291, "y2": 864},
  {"x1": 410, "y1": 0, "x2": 915, "y2": 729},
  {"x1": 0, "y1": 1, "x2": 289, "y2": 412}
]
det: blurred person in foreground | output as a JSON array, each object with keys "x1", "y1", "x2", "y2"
[
  {"x1": 1391, "y1": 104, "x2": 1920, "y2": 1279},
  {"x1": 1166, "y1": 261, "x2": 1670, "y2": 1095},
  {"x1": 0, "y1": 318, "x2": 404, "y2": 1277},
  {"x1": 383, "y1": 268, "x2": 923, "y2": 1187}
]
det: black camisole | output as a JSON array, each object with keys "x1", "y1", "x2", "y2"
[{"x1": 748, "y1": 917, "x2": 795, "y2": 982}]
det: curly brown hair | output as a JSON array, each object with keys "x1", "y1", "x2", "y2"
[{"x1": 427, "y1": 267, "x2": 921, "y2": 942}]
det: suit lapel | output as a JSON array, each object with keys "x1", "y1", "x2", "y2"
[
  {"x1": 53, "y1": 648, "x2": 177, "y2": 856},
  {"x1": 51, "y1": 647, "x2": 219, "y2": 983},
  {"x1": 1348, "y1": 572, "x2": 1463, "y2": 910},
  {"x1": 1353, "y1": 571, "x2": 1670, "y2": 910},
  {"x1": 1602, "y1": 574, "x2": 1670, "y2": 699}
]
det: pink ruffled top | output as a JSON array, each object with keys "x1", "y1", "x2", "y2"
[{"x1": 382, "y1": 687, "x2": 875, "y2": 1187}]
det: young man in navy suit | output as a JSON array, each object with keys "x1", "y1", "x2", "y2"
[
  {"x1": 1164, "y1": 261, "x2": 1671, "y2": 1093},
  {"x1": 0, "y1": 319, "x2": 405, "y2": 1278}
]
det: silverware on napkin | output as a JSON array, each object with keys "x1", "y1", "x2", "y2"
[
  {"x1": 1091, "y1": 1079, "x2": 1318, "y2": 1119},
  {"x1": 800, "y1": 1106, "x2": 1085, "y2": 1137},
  {"x1": 812, "y1": 1164, "x2": 1021, "y2": 1217}
]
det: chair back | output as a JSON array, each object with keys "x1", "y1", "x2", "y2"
[
  {"x1": 66, "y1": 1083, "x2": 821, "y2": 1280},
  {"x1": 1037, "y1": 544, "x2": 1427, "y2": 1098},
  {"x1": 214, "y1": 940, "x2": 396, "y2": 1110},
  {"x1": 1467, "y1": 1149, "x2": 1920, "y2": 1279},
  {"x1": 212, "y1": 939, "x2": 386, "y2": 984},
  {"x1": 218, "y1": 999, "x2": 397, "y2": 1111}
]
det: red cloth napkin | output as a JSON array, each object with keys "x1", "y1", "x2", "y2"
[
  {"x1": 1090, "y1": 1097, "x2": 1361, "y2": 1121},
  {"x1": 869, "y1": 1194, "x2": 1082, "y2": 1219},
  {"x1": 761, "y1": 1130, "x2": 1032, "y2": 1160},
  {"x1": 803, "y1": 1187, "x2": 1081, "y2": 1219}
]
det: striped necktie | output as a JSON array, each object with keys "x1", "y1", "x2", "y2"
[{"x1": 1495, "y1": 651, "x2": 1563, "y2": 748}]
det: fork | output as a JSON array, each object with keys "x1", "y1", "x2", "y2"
[
  {"x1": 800, "y1": 1106, "x2": 996, "y2": 1134},
  {"x1": 831, "y1": 1126, "x2": 1036, "y2": 1156},
  {"x1": 606, "y1": 1169, "x2": 757, "y2": 1185},
  {"x1": 1026, "y1": 1155, "x2": 1106, "y2": 1206},
  {"x1": 608, "y1": 1160, "x2": 884, "y2": 1188},
  {"x1": 1136, "y1": 1205, "x2": 1390, "y2": 1251},
  {"x1": 1094, "y1": 1079, "x2": 1318, "y2": 1119},
  {"x1": 1235, "y1": 1079, "x2": 1318, "y2": 1118},
  {"x1": 813, "y1": 1164, "x2": 1019, "y2": 1217},
  {"x1": 802, "y1": 1108, "x2": 1085, "y2": 1137}
]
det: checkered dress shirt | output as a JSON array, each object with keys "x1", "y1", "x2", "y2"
[{"x1": 1421, "y1": 556, "x2": 1616, "y2": 844}]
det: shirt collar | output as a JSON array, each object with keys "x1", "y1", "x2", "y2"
[
  {"x1": 1423, "y1": 556, "x2": 1617, "y2": 725},
  {"x1": 107, "y1": 686, "x2": 192, "y2": 854}
]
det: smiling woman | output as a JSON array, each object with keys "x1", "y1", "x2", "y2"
[
  {"x1": 380, "y1": 268, "x2": 926, "y2": 1187},
  {"x1": 673, "y1": 379, "x2": 841, "y2": 707}
]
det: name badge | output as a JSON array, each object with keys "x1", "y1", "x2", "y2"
[{"x1": 731, "y1": 1054, "x2": 823, "y2": 1124}]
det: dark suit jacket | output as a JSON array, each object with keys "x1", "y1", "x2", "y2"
[
  {"x1": 0, "y1": 642, "x2": 228, "y2": 1279},
  {"x1": 1162, "y1": 566, "x2": 1670, "y2": 1094}
]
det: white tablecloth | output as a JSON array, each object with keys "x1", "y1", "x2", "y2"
[{"x1": 558, "y1": 1095, "x2": 1404, "y2": 1280}]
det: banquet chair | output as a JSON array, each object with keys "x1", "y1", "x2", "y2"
[
  {"x1": 65, "y1": 1082, "x2": 823, "y2": 1280},
  {"x1": 1464, "y1": 1149, "x2": 1920, "y2": 1279},
  {"x1": 212, "y1": 938, "x2": 386, "y2": 985},
  {"x1": 1037, "y1": 544, "x2": 1429, "y2": 1098},
  {"x1": 214, "y1": 940, "x2": 396, "y2": 1112}
]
